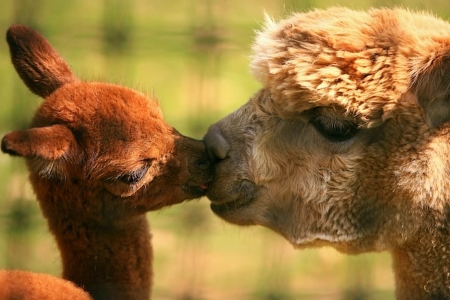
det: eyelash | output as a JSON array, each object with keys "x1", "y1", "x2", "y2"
[
  {"x1": 310, "y1": 116, "x2": 359, "y2": 142},
  {"x1": 117, "y1": 163, "x2": 150, "y2": 185}
]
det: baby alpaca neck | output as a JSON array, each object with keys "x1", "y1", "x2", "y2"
[{"x1": 59, "y1": 217, "x2": 152, "y2": 300}]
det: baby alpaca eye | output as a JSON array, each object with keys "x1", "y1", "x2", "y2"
[
  {"x1": 117, "y1": 164, "x2": 150, "y2": 185},
  {"x1": 311, "y1": 115, "x2": 359, "y2": 142}
]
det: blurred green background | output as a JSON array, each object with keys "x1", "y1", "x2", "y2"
[{"x1": 1, "y1": 1, "x2": 449, "y2": 299}]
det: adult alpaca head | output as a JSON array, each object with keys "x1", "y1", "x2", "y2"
[
  {"x1": 2, "y1": 24, "x2": 212, "y2": 300},
  {"x1": 204, "y1": 8, "x2": 450, "y2": 299}
]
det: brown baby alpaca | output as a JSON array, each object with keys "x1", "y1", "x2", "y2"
[
  {"x1": 1, "y1": 25, "x2": 212, "y2": 300},
  {"x1": 205, "y1": 7, "x2": 450, "y2": 300}
]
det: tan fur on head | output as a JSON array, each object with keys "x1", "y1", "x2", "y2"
[
  {"x1": 251, "y1": 8, "x2": 450, "y2": 127},
  {"x1": 204, "y1": 8, "x2": 450, "y2": 299}
]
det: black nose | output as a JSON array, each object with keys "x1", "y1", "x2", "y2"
[
  {"x1": 204, "y1": 125, "x2": 230, "y2": 162},
  {"x1": 195, "y1": 151, "x2": 211, "y2": 171}
]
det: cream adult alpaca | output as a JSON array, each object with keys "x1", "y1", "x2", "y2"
[
  {"x1": 1, "y1": 25, "x2": 212, "y2": 300},
  {"x1": 204, "y1": 8, "x2": 450, "y2": 299}
]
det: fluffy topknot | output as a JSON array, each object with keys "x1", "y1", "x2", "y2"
[{"x1": 251, "y1": 7, "x2": 450, "y2": 127}]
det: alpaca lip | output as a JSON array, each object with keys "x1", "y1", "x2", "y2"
[
  {"x1": 209, "y1": 182, "x2": 257, "y2": 213},
  {"x1": 207, "y1": 179, "x2": 257, "y2": 210},
  {"x1": 183, "y1": 184, "x2": 209, "y2": 198},
  {"x1": 210, "y1": 195, "x2": 254, "y2": 214},
  {"x1": 199, "y1": 183, "x2": 209, "y2": 190}
]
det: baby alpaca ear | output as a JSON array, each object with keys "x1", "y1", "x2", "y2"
[
  {"x1": 414, "y1": 59, "x2": 450, "y2": 128},
  {"x1": 6, "y1": 24, "x2": 78, "y2": 98},
  {"x1": 1, "y1": 125, "x2": 75, "y2": 160}
]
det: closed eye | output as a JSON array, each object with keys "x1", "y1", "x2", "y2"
[
  {"x1": 117, "y1": 163, "x2": 151, "y2": 185},
  {"x1": 310, "y1": 115, "x2": 359, "y2": 142}
]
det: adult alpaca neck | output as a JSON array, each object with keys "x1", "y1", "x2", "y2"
[
  {"x1": 392, "y1": 212, "x2": 450, "y2": 299},
  {"x1": 2, "y1": 24, "x2": 212, "y2": 300}
]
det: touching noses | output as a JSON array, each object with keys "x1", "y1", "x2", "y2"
[{"x1": 204, "y1": 125, "x2": 230, "y2": 163}]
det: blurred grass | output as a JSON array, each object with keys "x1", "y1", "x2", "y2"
[{"x1": 1, "y1": 0, "x2": 449, "y2": 299}]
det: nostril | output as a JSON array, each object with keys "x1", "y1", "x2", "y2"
[
  {"x1": 204, "y1": 125, "x2": 230, "y2": 161},
  {"x1": 195, "y1": 155, "x2": 211, "y2": 171}
]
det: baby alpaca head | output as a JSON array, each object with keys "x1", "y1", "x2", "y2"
[
  {"x1": 2, "y1": 24, "x2": 212, "y2": 224},
  {"x1": 205, "y1": 8, "x2": 450, "y2": 253}
]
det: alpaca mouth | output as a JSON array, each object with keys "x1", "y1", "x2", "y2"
[
  {"x1": 208, "y1": 179, "x2": 257, "y2": 214},
  {"x1": 183, "y1": 182, "x2": 210, "y2": 198},
  {"x1": 210, "y1": 195, "x2": 254, "y2": 215}
]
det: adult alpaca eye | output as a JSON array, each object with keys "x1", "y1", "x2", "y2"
[
  {"x1": 117, "y1": 164, "x2": 150, "y2": 185},
  {"x1": 311, "y1": 115, "x2": 359, "y2": 142}
]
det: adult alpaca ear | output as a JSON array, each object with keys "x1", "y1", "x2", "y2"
[
  {"x1": 1, "y1": 125, "x2": 75, "y2": 160},
  {"x1": 6, "y1": 24, "x2": 79, "y2": 98},
  {"x1": 414, "y1": 57, "x2": 450, "y2": 128}
]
